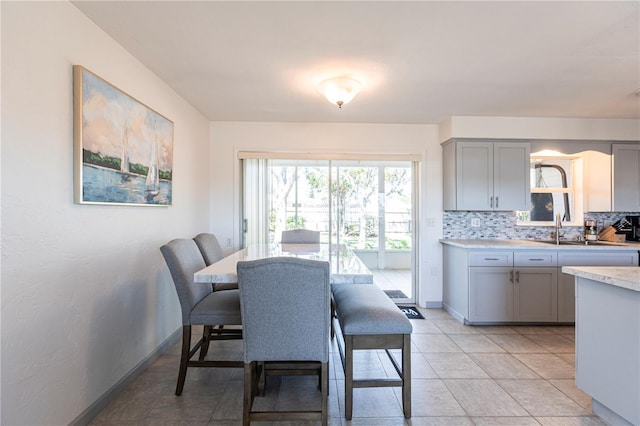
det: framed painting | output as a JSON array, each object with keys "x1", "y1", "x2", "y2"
[{"x1": 73, "y1": 65, "x2": 173, "y2": 206}]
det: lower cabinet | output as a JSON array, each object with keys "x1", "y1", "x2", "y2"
[
  {"x1": 513, "y1": 267, "x2": 558, "y2": 322},
  {"x1": 557, "y1": 273, "x2": 576, "y2": 323},
  {"x1": 469, "y1": 267, "x2": 512, "y2": 322},
  {"x1": 443, "y1": 245, "x2": 639, "y2": 325},
  {"x1": 469, "y1": 266, "x2": 557, "y2": 323},
  {"x1": 557, "y1": 251, "x2": 640, "y2": 323}
]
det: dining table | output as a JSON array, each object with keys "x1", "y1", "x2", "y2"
[{"x1": 194, "y1": 242, "x2": 374, "y2": 285}]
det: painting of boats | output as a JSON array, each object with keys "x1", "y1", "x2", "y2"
[{"x1": 73, "y1": 65, "x2": 173, "y2": 206}]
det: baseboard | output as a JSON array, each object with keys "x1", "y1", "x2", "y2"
[
  {"x1": 424, "y1": 301, "x2": 443, "y2": 309},
  {"x1": 442, "y1": 303, "x2": 466, "y2": 324},
  {"x1": 70, "y1": 327, "x2": 182, "y2": 426}
]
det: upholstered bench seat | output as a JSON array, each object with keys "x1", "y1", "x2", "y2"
[
  {"x1": 331, "y1": 283, "x2": 412, "y2": 420},
  {"x1": 331, "y1": 284, "x2": 413, "y2": 335}
]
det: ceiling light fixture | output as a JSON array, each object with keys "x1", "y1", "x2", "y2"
[{"x1": 317, "y1": 77, "x2": 362, "y2": 108}]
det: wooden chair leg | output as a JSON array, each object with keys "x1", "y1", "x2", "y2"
[
  {"x1": 243, "y1": 363, "x2": 252, "y2": 426},
  {"x1": 175, "y1": 325, "x2": 191, "y2": 396},
  {"x1": 321, "y1": 362, "x2": 329, "y2": 426},
  {"x1": 345, "y1": 335, "x2": 354, "y2": 420},
  {"x1": 257, "y1": 361, "x2": 266, "y2": 396},
  {"x1": 199, "y1": 325, "x2": 212, "y2": 360},
  {"x1": 402, "y1": 334, "x2": 412, "y2": 418}
]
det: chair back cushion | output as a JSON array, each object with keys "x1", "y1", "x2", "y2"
[
  {"x1": 160, "y1": 238, "x2": 212, "y2": 324},
  {"x1": 237, "y1": 257, "x2": 330, "y2": 363},
  {"x1": 193, "y1": 233, "x2": 225, "y2": 265},
  {"x1": 280, "y1": 229, "x2": 320, "y2": 244}
]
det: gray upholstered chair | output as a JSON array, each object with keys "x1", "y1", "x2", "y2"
[
  {"x1": 160, "y1": 238, "x2": 243, "y2": 396},
  {"x1": 237, "y1": 257, "x2": 330, "y2": 425},
  {"x1": 193, "y1": 232, "x2": 238, "y2": 291},
  {"x1": 280, "y1": 229, "x2": 320, "y2": 244}
]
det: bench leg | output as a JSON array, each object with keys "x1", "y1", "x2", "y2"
[
  {"x1": 402, "y1": 333, "x2": 411, "y2": 418},
  {"x1": 345, "y1": 334, "x2": 354, "y2": 420}
]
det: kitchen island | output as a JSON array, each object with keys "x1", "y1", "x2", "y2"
[{"x1": 563, "y1": 266, "x2": 640, "y2": 426}]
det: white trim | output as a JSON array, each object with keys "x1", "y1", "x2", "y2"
[{"x1": 238, "y1": 151, "x2": 421, "y2": 161}]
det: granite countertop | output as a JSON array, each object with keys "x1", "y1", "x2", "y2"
[
  {"x1": 562, "y1": 266, "x2": 640, "y2": 292},
  {"x1": 440, "y1": 239, "x2": 640, "y2": 250}
]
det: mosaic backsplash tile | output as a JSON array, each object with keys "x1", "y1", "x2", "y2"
[{"x1": 442, "y1": 211, "x2": 639, "y2": 241}]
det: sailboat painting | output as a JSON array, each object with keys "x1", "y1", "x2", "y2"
[{"x1": 73, "y1": 66, "x2": 173, "y2": 206}]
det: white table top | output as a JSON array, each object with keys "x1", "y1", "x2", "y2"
[{"x1": 194, "y1": 243, "x2": 374, "y2": 284}]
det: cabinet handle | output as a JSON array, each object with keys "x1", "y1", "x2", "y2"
[
  {"x1": 495, "y1": 196, "x2": 499, "y2": 208},
  {"x1": 490, "y1": 196, "x2": 494, "y2": 208},
  {"x1": 484, "y1": 257, "x2": 500, "y2": 261},
  {"x1": 528, "y1": 258, "x2": 544, "y2": 261},
  {"x1": 515, "y1": 270, "x2": 520, "y2": 283},
  {"x1": 509, "y1": 270, "x2": 514, "y2": 283}
]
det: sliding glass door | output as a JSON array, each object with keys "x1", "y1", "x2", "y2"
[{"x1": 243, "y1": 158, "x2": 416, "y2": 303}]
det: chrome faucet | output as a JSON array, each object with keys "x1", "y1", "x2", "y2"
[{"x1": 554, "y1": 213, "x2": 562, "y2": 245}]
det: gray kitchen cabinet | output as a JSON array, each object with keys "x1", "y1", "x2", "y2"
[
  {"x1": 557, "y1": 250, "x2": 640, "y2": 323},
  {"x1": 443, "y1": 140, "x2": 530, "y2": 211},
  {"x1": 513, "y1": 252, "x2": 558, "y2": 322},
  {"x1": 468, "y1": 266, "x2": 557, "y2": 322},
  {"x1": 612, "y1": 143, "x2": 640, "y2": 211},
  {"x1": 443, "y1": 242, "x2": 639, "y2": 324},
  {"x1": 513, "y1": 267, "x2": 558, "y2": 322},
  {"x1": 469, "y1": 267, "x2": 513, "y2": 322},
  {"x1": 465, "y1": 250, "x2": 558, "y2": 323}
]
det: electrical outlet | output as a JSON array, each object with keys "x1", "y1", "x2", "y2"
[
  {"x1": 225, "y1": 237, "x2": 232, "y2": 248},
  {"x1": 470, "y1": 218, "x2": 481, "y2": 228},
  {"x1": 425, "y1": 218, "x2": 436, "y2": 227}
]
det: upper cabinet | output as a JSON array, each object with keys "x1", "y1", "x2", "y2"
[
  {"x1": 443, "y1": 140, "x2": 530, "y2": 211},
  {"x1": 612, "y1": 143, "x2": 640, "y2": 211}
]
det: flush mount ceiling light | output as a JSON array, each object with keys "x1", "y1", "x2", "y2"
[{"x1": 317, "y1": 77, "x2": 362, "y2": 108}]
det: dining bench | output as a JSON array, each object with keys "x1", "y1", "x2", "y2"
[{"x1": 330, "y1": 283, "x2": 412, "y2": 419}]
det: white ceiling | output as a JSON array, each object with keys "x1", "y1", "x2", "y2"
[{"x1": 72, "y1": 1, "x2": 640, "y2": 124}]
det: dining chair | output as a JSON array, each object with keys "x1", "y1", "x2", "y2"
[
  {"x1": 160, "y1": 238, "x2": 243, "y2": 396},
  {"x1": 192, "y1": 232, "x2": 241, "y2": 360},
  {"x1": 280, "y1": 229, "x2": 320, "y2": 244},
  {"x1": 237, "y1": 257, "x2": 330, "y2": 425},
  {"x1": 193, "y1": 232, "x2": 238, "y2": 291}
]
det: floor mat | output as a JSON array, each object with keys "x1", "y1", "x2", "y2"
[
  {"x1": 384, "y1": 290, "x2": 408, "y2": 299},
  {"x1": 397, "y1": 305, "x2": 425, "y2": 319}
]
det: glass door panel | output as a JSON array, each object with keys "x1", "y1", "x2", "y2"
[{"x1": 243, "y1": 158, "x2": 415, "y2": 304}]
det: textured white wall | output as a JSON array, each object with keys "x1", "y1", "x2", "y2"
[
  {"x1": 1, "y1": 2, "x2": 211, "y2": 424},
  {"x1": 208, "y1": 121, "x2": 444, "y2": 305}
]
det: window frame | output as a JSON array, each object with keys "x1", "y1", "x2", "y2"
[{"x1": 516, "y1": 154, "x2": 584, "y2": 227}]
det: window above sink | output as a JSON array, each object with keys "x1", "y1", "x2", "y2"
[{"x1": 516, "y1": 152, "x2": 584, "y2": 227}]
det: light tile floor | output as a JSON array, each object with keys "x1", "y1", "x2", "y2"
[
  {"x1": 90, "y1": 308, "x2": 606, "y2": 425},
  {"x1": 372, "y1": 269, "x2": 412, "y2": 300}
]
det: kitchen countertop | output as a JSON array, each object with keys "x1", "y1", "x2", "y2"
[
  {"x1": 562, "y1": 266, "x2": 640, "y2": 292},
  {"x1": 440, "y1": 239, "x2": 640, "y2": 250}
]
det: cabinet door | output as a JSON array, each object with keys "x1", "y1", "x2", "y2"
[
  {"x1": 469, "y1": 267, "x2": 513, "y2": 322},
  {"x1": 513, "y1": 267, "x2": 558, "y2": 322},
  {"x1": 456, "y1": 142, "x2": 493, "y2": 210},
  {"x1": 493, "y1": 142, "x2": 530, "y2": 211},
  {"x1": 557, "y1": 250, "x2": 639, "y2": 323},
  {"x1": 612, "y1": 144, "x2": 640, "y2": 211},
  {"x1": 557, "y1": 272, "x2": 575, "y2": 323}
]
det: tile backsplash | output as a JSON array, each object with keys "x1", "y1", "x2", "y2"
[{"x1": 442, "y1": 211, "x2": 638, "y2": 240}]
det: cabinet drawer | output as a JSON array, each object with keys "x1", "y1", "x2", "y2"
[
  {"x1": 558, "y1": 251, "x2": 639, "y2": 266},
  {"x1": 514, "y1": 252, "x2": 557, "y2": 267},
  {"x1": 469, "y1": 251, "x2": 513, "y2": 267}
]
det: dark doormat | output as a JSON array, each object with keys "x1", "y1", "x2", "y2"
[
  {"x1": 397, "y1": 306, "x2": 425, "y2": 320},
  {"x1": 384, "y1": 290, "x2": 408, "y2": 299}
]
